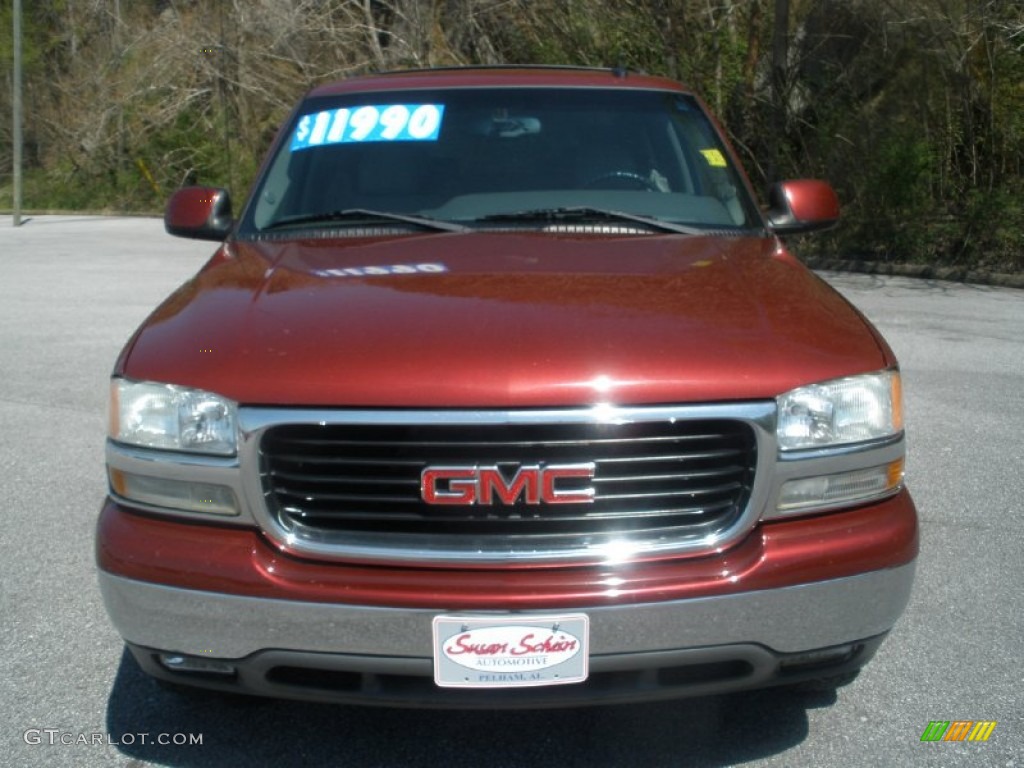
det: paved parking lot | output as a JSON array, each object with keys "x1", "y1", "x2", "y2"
[{"x1": 1, "y1": 216, "x2": 1021, "y2": 767}]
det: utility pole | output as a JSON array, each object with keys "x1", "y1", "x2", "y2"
[
  {"x1": 12, "y1": 0, "x2": 23, "y2": 226},
  {"x1": 769, "y1": 0, "x2": 789, "y2": 184},
  {"x1": 219, "y1": 0, "x2": 234, "y2": 192}
]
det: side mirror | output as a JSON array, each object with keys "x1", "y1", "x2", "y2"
[
  {"x1": 164, "y1": 186, "x2": 233, "y2": 241},
  {"x1": 766, "y1": 180, "x2": 840, "y2": 235}
]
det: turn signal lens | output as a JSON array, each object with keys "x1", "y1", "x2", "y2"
[{"x1": 776, "y1": 459, "x2": 904, "y2": 514}]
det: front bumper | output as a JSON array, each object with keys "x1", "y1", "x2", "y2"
[
  {"x1": 123, "y1": 633, "x2": 891, "y2": 708},
  {"x1": 106, "y1": 564, "x2": 910, "y2": 707},
  {"x1": 97, "y1": 491, "x2": 917, "y2": 706}
]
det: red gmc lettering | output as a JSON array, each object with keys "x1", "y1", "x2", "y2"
[
  {"x1": 421, "y1": 468, "x2": 476, "y2": 504},
  {"x1": 478, "y1": 466, "x2": 540, "y2": 505},
  {"x1": 421, "y1": 464, "x2": 595, "y2": 505},
  {"x1": 542, "y1": 466, "x2": 596, "y2": 504}
]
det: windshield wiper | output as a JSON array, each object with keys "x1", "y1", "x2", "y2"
[
  {"x1": 265, "y1": 208, "x2": 468, "y2": 233},
  {"x1": 477, "y1": 207, "x2": 707, "y2": 235}
]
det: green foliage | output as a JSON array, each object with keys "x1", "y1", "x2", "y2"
[
  {"x1": 961, "y1": 182, "x2": 1024, "y2": 270},
  {"x1": 0, "y1": 4, "x2": 44, "y2": 70},
  {"x1": 1, "y1": 0, "x2": 1021, "y2": 273}
]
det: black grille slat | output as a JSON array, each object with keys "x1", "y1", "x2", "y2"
[
  {"x1": 594, "y1": 483, "x2": 743, "y2": 502},
  {"x1": 270, "y1": 471, "x2": 421, "y2": 486},
  {"x1": 279, "y1": 493, "x2": 734, "y2": 515},
  {"x1": 267, "y1": 433, "x2": 728, "y2": 449},
  {"x1": 276, "y1": 490, "x2": 418, "y2": 505},
  {"x1": 285, "y1": 504, "x2": 729, "y2": 526},
  {"x1": 259, "y1": 417, "x2": 757, "y2": 557},
  {"x1": 269, "y1": 455, "x2": 426, "y2": 467},
  {"x1": 596, "y1": 449, "x2": 745, "y2": 464},
  {"x1": 272, "y1": 468, "x2": 740, "y2": 489},
  {"x1": 592, "y1": 466, "x2": 744, "y2": 483}
]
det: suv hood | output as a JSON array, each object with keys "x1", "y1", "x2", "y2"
[{"x1": 117, "y1": 232, "x2": 891, "y2": 407}]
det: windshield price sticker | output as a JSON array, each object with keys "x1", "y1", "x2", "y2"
[
  {"x1": 432, "y1": 614, "x2": 589, "y2": 689},
  {"x1": 699, "y1": 148, "x2": 728, "y2": 167},
  {"x1": 290, "y1": 104, "x2": 444, "y2": 151}
]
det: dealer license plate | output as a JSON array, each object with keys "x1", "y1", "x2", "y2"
[{"x1": 432, "y1": 614, "x2": 590, "y2": 689}]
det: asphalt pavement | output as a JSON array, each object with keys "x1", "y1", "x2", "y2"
[{"x1": 1, "y1": 215, "x2": 1021, "y2": 767}]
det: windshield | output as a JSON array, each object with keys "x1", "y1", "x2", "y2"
[{"x1": 244, "y1": 87, "x2": 762, "y2": 234}]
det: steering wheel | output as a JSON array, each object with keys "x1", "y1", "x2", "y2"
[{"x1": 582, "y1": 171, "x2": 658, "y2": 191}]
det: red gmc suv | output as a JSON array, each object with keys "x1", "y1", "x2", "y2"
[{"x1": 97, "y1": 66, "x2": 917, "y2": 707}]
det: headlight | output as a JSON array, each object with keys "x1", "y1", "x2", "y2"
[
  {"x1": 110, "y1": 378, "x2": 238, "y2": 455},
  {"x1": 777, "y1": 370, "x2": 902, "y2": 451}
]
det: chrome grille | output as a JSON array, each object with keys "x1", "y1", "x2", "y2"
[{"x1": 258, "y1": 414, "x2": 759, "y2": 561}]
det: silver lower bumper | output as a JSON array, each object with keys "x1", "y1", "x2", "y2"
[{"x1": 99, "y1": 562, "x2": 914, "y2": 659}]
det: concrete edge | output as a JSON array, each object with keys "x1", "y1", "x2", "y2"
[
  {"x1": 2, "y1": 211, "x2": 1022, "y2": 289},
  {"x1": 802, "y1": 258, "x2": 1024, "y2": 290}
]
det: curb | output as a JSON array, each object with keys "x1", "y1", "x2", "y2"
[
  {"x1": 0, "y1": 209, "x2": 159, "y2": 218},
  {"x1": 803, "y1": 258, "x2": 1024, "y2": 290},
  {"x1": 3, "y1": 210, "x2": 1023, "y2": 290}
]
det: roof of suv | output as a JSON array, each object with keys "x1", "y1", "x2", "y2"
[{"x1": 307, "y1": 66, "x2": 693, "y2": 98}]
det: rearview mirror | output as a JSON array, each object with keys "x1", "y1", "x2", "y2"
[
  {"x1": 164, "y1": 186, "x2": 233, "y2": 241},
  {"x1": 766, "y1": 180, "x2": 840, "y2": 235}
]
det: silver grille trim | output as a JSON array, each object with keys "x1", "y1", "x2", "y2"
[{"x1": 238, "y1": 403, "x2": 777, "y2": 566}]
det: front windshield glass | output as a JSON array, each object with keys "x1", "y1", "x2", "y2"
[{"x1": 245, "y1": 87, "x2": 761, "y2": 233}]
